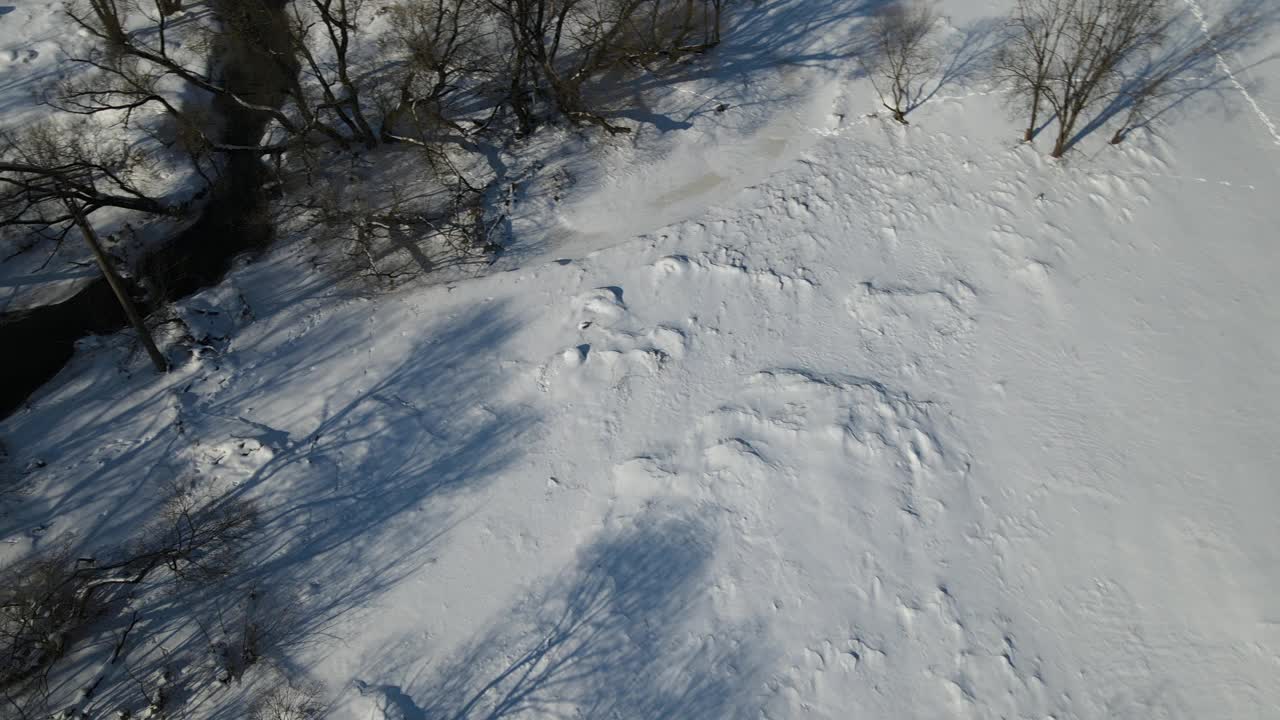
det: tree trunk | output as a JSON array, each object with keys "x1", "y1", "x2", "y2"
[
  {"x1": 67, "y1": 202, "x2": 170, "y2": 373},
  {"x1": 509, "y1": 45, "x2": 534, "y2": 135},
  {"x1": 1051, "y1": 108, "x2": 1079, "y2": 158},
  {"x1": 1024, "y1": 89, "x2": 1040, "y2": 142},
  {"x1": 1111, "y1": 106, "x2": 1141, "y2": 146},
  {"x1": 1050, "y1": 116, "x2": 1068, "y2": 156}
]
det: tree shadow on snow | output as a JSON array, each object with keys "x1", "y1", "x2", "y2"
[
  {"x1": 29, "y1": 301, "x2": 537, "y2": 717},
  {"x1": 1066, "y1": 0, "x2": 1280, "y2": 151},
  {"x1": 355, "y1": 506, "x2": 772, "y2": 720},
  {"x1": 592, "y1": 0, "x2": 897, "y2": 130},
  {"x1": 483, "y1": 0, "x2": 896, "y2": 264},
  {"x1": 910, "y1": 16, "x2": 1006, "y2": 114},
  {"x1": 0, "y1": 360, "x2": 199, "y2": 545}
]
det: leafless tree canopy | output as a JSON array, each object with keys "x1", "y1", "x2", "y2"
[
  {"x1": 996, "y1": 0, "x2": 1166, "y2": 156},
  {"x1": 864, "y1": 0, "x2": 939, "y2": 124},
  {"x1": 995, "y1": 0, "x2": 1074, "y2": 142},
  {"x1": 480, "y1": 0, "x2": 724, "y2": 134},
  {"x1": 0, "y1": 124, "x2": 171, "y2": 243},
  {"x1": 0, "y1": 487, "x2": 255, "y2": 717},
  {"x1": 249, "y1": 678, "x2": 326, "y2": 720},
  {"x1": 56, "y1": 0, "x2": 727, "y2": 149},
  {"x1": 379, "y1": 0, "x2": 488, "y2": 140},
  {"x1": 1, "y1": 0, "x2": 727, "y2": 247}
]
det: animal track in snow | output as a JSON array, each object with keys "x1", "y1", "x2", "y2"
[
  {"x1": 698, "y1": 369, "x2": 951, "y2": 483},
  {"x1": 846, "y1": 279, "x2": 975, "y2": 337},
  {"x1": 775, "y1": 585, "x2": 1037, "y2": 720},
  {"x1": 991, "y1": 227, "x2": 1060, "y2": 299},
  {"x1": 538, "y1": 288, "x2": 688, "y2": 392},
  {"x1": 703, "y1": 437, "x2": 772, "y2": 476},
  {"x1": 538, "y1": 343, "x2": 671, "y2": 393},
  {"x1": 650, "y1": 247, "x2": 815, "y2": 289},
  {"x1": 570, "y1": 286, "x2": 627, "y2": 327},
  {"x1": 611, "y1": 456, "x2": 688, "y2": 500},
  {"x1": 1, "y1": 46, "x2": 37, "y2": 64},
  {"x1": 1183, "y1": 0, "x2": 1280, "y2": 147},
  {"x1": 761, "y1": 184, "x2": 836, "y2": 220}
]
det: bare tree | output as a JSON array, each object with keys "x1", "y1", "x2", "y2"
[
  {"x1": 0, "y1": 124, "x2": 171, "y2": 371},
  {"x1": 0, "y1": 124, "x2": 173, "y2": 242},
  {"x1": 995, "y1": 0, "x2": 1074, "y2": 141},
  {"x1": 250, "y1": 678, "x2": 326, "y2": 720},
  {"x1": 0, "y1": 541, "x2": 84, "y2": 712},
  {"x1": 705, "y1": 0, "x2": 726, "y2": 47},
  {"x1": 0, "y1": 488, "x2": 255, "y2": 716},
  {"x1": 618, "y1": 0, "x2": 724, "y2": 62},
  {"x1": 479, "y1": 0, "x2": 724, "y2": 134},
  {"x1": 379, "y1": 0, "x2": 489, "y2": 141},
  {"x1": 284, "y1": 0, "x2": 382, "y2": 149},
  {"x1": 481, "y1": 0, "x2": 637, "y2": 134},
  {"x1": 8, "y1": 0, "x2": 734, "y2": 300},
  {"x1": 864, "y1": 0, "x2": 940, "y2": 124},
  {"x1": 61, "y1": 0, "x2": 731, "y2": 152},
  {"x1": 1040, "y1": 0, "x2": 1166, "y2": 157},
  {"x1": 67, "y1": 200, "x2": 170, "y2": 372},
  {"x1": 63, "y1": 0, "x2": 358, "y2": 154}
]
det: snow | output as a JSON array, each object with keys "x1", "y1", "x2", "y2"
[{"x1": 3, "y1": 0, "x2": 1280, "y2": 718}]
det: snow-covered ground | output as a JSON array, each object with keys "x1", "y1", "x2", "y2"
[{"x1": 3, "y1": 0, "x2": 1280, "y2": 718}]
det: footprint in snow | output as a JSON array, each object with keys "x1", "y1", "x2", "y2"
[
  {"x1": 571, "y1": 286, "x2": 626, "y2": 327},
  {"x1": 846, "y1": 280, "x2": 974, "y2": 337}
]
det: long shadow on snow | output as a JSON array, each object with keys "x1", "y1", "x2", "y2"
[
  {"x1": 910, "y1": 17, "x2": 1006, "y2": 114},
  {"x1": 614, "y1": 0, "x2": 896, "y2": 122},
  {"x1": 0, "y1": 284, "x2": 381, "y2": 546},
  {"x1": 0, "y1": 362, "x2": 197, "y2": 546},
  {"x1": 356, "y1": 506, "x2": 772, "y2": 720},
  {"x1": 42, "y1": 302, "x2": 537, "y2": 716},
  {"x1": 480, "y1": 0, "x2": 896, "y2": 265},
  {"x1": 209, "y1": 0, "x2": 896, "y2": 284},
  {"x1": 1066, "y1": 0, "x2": 1280, "y2": 151}
]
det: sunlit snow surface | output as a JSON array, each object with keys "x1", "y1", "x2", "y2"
[{"x1": 2, "y1": 0, "x2": 1278, "y2": 717}]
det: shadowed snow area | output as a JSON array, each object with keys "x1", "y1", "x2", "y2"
[{"x1": 2, "y1": 0, "x2": 1280, "y2": 718}]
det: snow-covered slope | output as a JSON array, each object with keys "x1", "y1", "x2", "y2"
[{"x1": 3, "y1": 0, "x2": 1279, "y2": 718}]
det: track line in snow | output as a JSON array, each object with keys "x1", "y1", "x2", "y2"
[
  {"x1": 1183, "y1": 0, "x2": 1280, "y2": 148},
  {"x1": 1080, "y1": 169, "x2": 1257, "y2": 190}
]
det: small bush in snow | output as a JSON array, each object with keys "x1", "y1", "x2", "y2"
[
  {"x1": 249, "y1": 679, "x2": 326, "y2": 720},
  {"x1": 0, "y1": 483, "x2": 257, "y2": 715},
  {"x1": 136, "y1": 482, "x2": 257, "y2": 583},
  {"x1": 0, "y1": 542, "x2": 93, "y2": 695}
]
